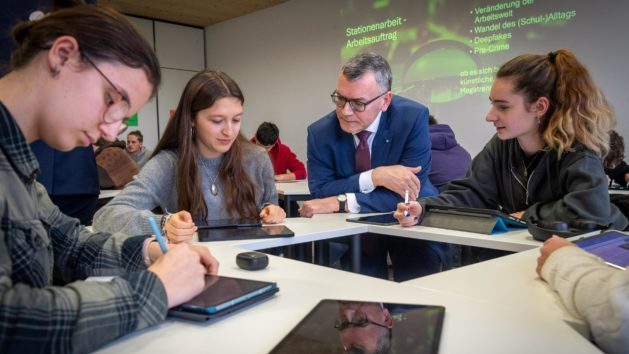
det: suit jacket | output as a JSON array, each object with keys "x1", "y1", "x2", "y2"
[{"x1": 307, "y1": 95, "x2": 438, "y2": 213}]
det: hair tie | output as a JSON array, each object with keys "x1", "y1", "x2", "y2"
[{"x1": 548, "y1": 51, "x2": 557, "y2": 64}]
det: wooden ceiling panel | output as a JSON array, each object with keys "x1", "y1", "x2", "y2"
[{"x1": 98, "y1": 0, "x2": 290, "y2": 27}]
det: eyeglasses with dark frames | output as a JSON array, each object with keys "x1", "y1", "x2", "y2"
[
  {"x1": 331, "y1": 90, "x2": 388, "y2": 112},
  {"x1": 334, "y1": 311, "x2": 389, "y2": 331},
  {"x1": 82, "y1": 53, "x2": 130, "y2": 124}
]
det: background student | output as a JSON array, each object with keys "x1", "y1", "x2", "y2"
[
  {"x1": 604, "y1": 130, "x2": 629, "y2": 187},
  {"x1": 126, "y1": 129, "x2": 152, "y2": 167},
  {"x1": 427, "y1": 115, "x2": 471, "y2": 191},
  {"x1": 30, "y1": 141, "x2": 100, "y2": 225},
  {"x1": 395, "y1": 49, "x2": 628, "y2": 232},
  {"x1": 93, "y1": 69, "x2": 285, "y2": 243},
  {"x1": 0, "y1": 5, "x2": 218, "y2": 352},
  {"x1": 537, "y1": 236, "x2": 629, "y2": 354},
  {"x1": 251, "y1": 121, "x2": 307, "y2": 181}
]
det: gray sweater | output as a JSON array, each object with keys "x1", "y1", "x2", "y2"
[
  {"x1": 93, "y1": 145, "x2": 278, "y2": 236},
  {"x1": 128, "y1": 146, "x2": 152, "y2": 168}
]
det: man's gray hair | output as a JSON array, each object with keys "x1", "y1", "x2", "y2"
[{"x1": 341, "y1": 52, "x2": 392, "y2": 92}]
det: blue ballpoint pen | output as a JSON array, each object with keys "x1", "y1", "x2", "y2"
[{"x1": 148, "y1": 217, "x2": 168, "y2": 254}]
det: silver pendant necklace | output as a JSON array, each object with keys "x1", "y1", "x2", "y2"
[
  {"x1": 200, "y1": 157, "x2": 219, "y2": 196},
  {"x1": 523, "y1": 153, "x2": 542, "y2": 178}
]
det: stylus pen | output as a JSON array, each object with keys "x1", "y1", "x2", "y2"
[
  {"x1": 148, "y1": 217, "x2": 168, "y2": 254},
  {"x1": 404, "y1": 190, "x2": 410, "y2": 217}
]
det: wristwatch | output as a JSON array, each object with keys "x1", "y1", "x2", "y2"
[{"x1": 337, "y1": 194, "x2": 347, "y2": 213}]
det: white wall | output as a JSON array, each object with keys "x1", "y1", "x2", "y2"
[
  {"x1": 126, "y1": 16, "x2": 205, "y2": 151},
  {"x1": 126, "y1": 16, "x2": 159, "y2": 150},
  {"x1": 204, "y1": 0, "x2": 629, "y2": 161},
  {"x1": 205, "y1": 1, "x2": 342, "y2": 161}
]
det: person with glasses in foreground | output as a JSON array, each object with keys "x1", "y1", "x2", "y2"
[
  {"x1": 300, "y1": 52, "x2": 450, "y2": 281},
  {"x1": 0, "y1": 5, "x2": 219, "y2": 353},
  {"x1": 93, "y1": 70, "x2": 286, "y2": 243}
]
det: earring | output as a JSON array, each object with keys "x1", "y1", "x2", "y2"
[
  {"x1": 50, "y1": 65, "x2": 59, "y2": 76},
  {"x1": 536, "y1": 117, "x2": 541, "y2": 125}
]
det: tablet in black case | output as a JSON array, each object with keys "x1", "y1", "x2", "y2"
[
  {"x1": 346, "y1": 212, "x2": 398, "y2": 226},
  {"x1": 195, "y1": 218, "x2": 262, "y2": 229},
  {"x1": 270, "y1": 299, "x2": 445, "y2": 354},
  {"x1": 197, "y1": 225, "x2": 295, "y2": 241},
  {"x1": 168, "y1": 275, "x2": 279, "y2": 322}
]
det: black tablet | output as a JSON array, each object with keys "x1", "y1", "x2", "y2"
[
  {"x1": 425, "y1": 204, "x2": 527, "y2": 227},
  {"x1": 574, "y1": 230, "x2": 629, "y2": 270},
  {"x1": 168, "y1": 275, "x2": 279, "y2": 321},
  {"x1": 269, "y1": 299, "x2": 445, "y2": 354},
  {"x1": 197, "y1": 224, "x2": 295, "y2": 242},
  {"x1": 346, "y1": 212, "x2": 398, "y2": 226},
  {"x1": 195, "y1": 218, "x2": 262, "y2": 229}
]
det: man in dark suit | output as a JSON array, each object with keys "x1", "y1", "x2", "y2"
[{"x1": 299, "y1": 52, "x2": 450, "y2": 281}]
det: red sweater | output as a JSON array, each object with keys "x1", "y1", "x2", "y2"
[{"x1": 250, "y1": 137, "x2": 307, "y2": 179}]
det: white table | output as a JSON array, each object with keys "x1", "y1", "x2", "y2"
[
  {"x1": 96, "y1": 241, "x2": 600, "y2": 354},
  {"x1": 275, "y1": 180, "x2": 311, "y2": 217},
  {"x1": 94, "y1": 215, "x2": 601, "y2": 354},
  {"x1": 404, "y1": 248, "x2": 590, "y2": 336}
]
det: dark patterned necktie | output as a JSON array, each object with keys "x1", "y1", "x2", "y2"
[{"x1": 355, "y1": 130, "x2": 372, "y2": 173}]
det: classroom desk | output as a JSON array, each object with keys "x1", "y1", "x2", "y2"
[
  {"x1": 275, "y1": 180, "x2": 312, "y2": 217},
  {"x1": 369, "y1": 223, "x2": 538, "y2": 252},
  {"x1": 609, "y1": 188, "x2": 629, "y2": 195},
  {"x1": 404, "y1": 248, "x2": 590, "y2": 337},
  {"x1": 95, "y1": 215, "x2": 601, "y2": 354}
]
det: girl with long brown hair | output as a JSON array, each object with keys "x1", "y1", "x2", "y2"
[{"x1": 93, "y1": 69, "x2": 285, "y2": 242}]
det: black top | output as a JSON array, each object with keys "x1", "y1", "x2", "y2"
[{"x1": 605, "y1": 160, "x2": 629, "y2": 187}]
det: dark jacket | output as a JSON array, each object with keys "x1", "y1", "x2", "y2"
[
  {"x1": 605, "y1": 160, "x2": 629, "y2": 187},
  {"x1": 421, "y1": 135, "x2": 628, "y2": 229},
  {"x1": 428, "y1": 124, "x2": 471, "y2": 190}
]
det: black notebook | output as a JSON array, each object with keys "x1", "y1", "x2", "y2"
[
  {"x1": 168, "y1": 275, "x2": 279, "y2": 322},
  {"x1": 269, "y1": 299, "x2": 445, "y2": 354}
]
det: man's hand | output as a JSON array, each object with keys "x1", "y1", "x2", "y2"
[
  {"x1": 298, "y1": 196, "x2": 339, "y2": 217},
  {"x1": 536, "y1": 235, "x2": 576, "y2": 277},
  {"x1": 372, "y1": 165, "x2": 421, "y2": 199}
]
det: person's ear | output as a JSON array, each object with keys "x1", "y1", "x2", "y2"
[
  {"x1": 380, "y1": 91, "x2": 393, "y2": 111},
  {"x1": 46, "y1": 36, "x2": 82, "y2": 75},
  {"x1": 382, "y1": 308, "x2": 393, "y2": 328},
  {"x1": 531, "y1": 96, "x2": 550, "y2": 117}
]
